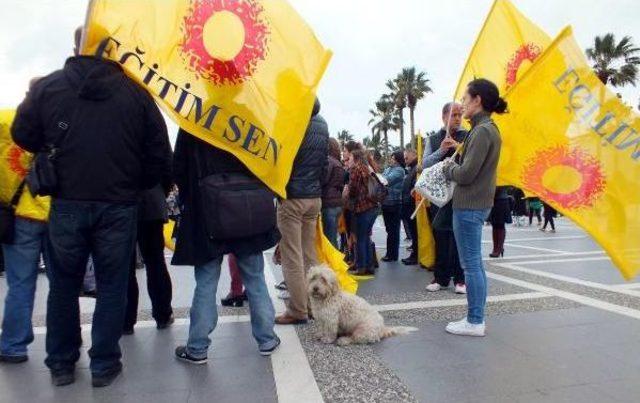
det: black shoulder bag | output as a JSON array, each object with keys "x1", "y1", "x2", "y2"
[
  {"x1": 194, "y1": 148, "x2": 276, "y2": 240},
  {"x1": 26, "y1": 96, "x2": 77, "y2": 197},
  {"x1": 0, "y1": 181, "x2": 27, "y2": 244}
]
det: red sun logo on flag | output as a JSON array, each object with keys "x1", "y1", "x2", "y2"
[
  {"x1": 521, "y1": 146, "x2": 606, "y2": 210},
  {"x1": 181, "y1": 0, "x2": 270, "y2": 85},
  {"x1": 7, "y1": 145, "x2": 29, "y2": 179},
  {"x1": 505, "y1": 43, "x2": 542, "y2": 90}
]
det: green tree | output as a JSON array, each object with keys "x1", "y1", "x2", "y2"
[
  {"x1": 397, "y1": 67, "x2": 432, "y2": 147},
  {"x1": 586, "y1": 33, "x2": 640, "y2": 87},
  {"x1": 368, "y1": 96, "x2": 396, "y2": 156},
  {"x1": 385, "y1": 78, "x2": 407, "y2": 150},
  {"x1": 337, "y1": 129, "x2": 354, "y2": 144}
]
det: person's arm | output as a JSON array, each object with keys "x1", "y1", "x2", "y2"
[
  {"x1": 384, "y1": 167, "x2": 404, "y2": 187},
  {"x1": 423, "y1": 147, "x2": 446, "y2": 169},
  {"x1": 444, "y1": 127, "x2": 492, "y2": 185},
  {"x1": 11, "y1": 87, "x2": 45, "y2": 153},
  {"x1": 172, "y1": 130, "x2": 188, "y2": 197}
]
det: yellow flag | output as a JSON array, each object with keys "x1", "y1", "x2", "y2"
[
  {"x1": 83, "y1": 0, "x2": 332, "y2": 198},
  {"x1": 495, "y1": 26, "x2": 640, "y2": 279},
  {"x1": 0, "y1": 110, "x2": 50, "y2": 221},
  {"x1": 455, "y1": 0, "x2": 551, "y2": 100},
  {"x1": 315, "y1": 220, "x2": 358, "y2": 294},
  {"x1": 415, "y1": 135, "x2": 435, "y2": 268}
]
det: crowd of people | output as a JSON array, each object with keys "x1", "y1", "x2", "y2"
[{"x1": 0, "y1": 27, "x2": 557, "y2": 388}]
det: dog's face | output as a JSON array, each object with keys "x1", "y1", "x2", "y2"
[{"x1": 307, "y1": 265, "x2": 340, "y2": 301}]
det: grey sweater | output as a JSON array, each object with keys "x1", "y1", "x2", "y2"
[{"x1": 444, "y1": 112, "x2": 501, "y2": 210}]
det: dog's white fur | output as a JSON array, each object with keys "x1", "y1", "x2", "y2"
[{"x1": 307, "y1": 265, "x2": 416, "y2": 346}]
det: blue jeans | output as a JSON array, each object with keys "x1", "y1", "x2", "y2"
[
  {"x1": 453, "y1": 208, "x2": 491, "y2": 324},
  {"x1": 321, "y1": 207, "x2": 342, "y2": 249},
  {"x1": 1, "y1": 218, "x2": 50, "y2": 356},
  {"x1": 44, "y1": 200, "x2": 137, "y2": 375},
  {"x1": 186, "y1": 253, "x2": 277, "y2": 358},
  {"x1": 355, "y1": 208, "x2": 379, "y2": 269}
]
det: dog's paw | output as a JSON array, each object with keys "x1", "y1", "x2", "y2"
[
  {"x1": 336, "y1": 337, "x2": 352, "y2": 346},
  {"x1": 320, "y1": 336, "x2": 336, "y2": 344}
]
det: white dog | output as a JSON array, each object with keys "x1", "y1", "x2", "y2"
[{"x1": 307, "y1": 265, "x2": 416, "y2": 346}]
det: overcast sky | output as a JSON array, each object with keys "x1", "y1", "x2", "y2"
[{"x1": 1, "y1": 0, "x2": 639, "y2": 146}]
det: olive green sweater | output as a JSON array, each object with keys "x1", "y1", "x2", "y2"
[{"x1": 444, "y1": 112, "x2": 502, "y2": 209}]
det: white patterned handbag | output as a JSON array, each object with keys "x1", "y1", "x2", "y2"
[{"x1": 414, "y1": 157, "x2": 457, "y2": 208}]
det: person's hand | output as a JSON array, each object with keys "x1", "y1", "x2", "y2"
[{"x1": 440, "y1": 137, "x2": 459, "y2": 151}]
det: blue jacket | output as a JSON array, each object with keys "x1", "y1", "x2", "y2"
[{"x1": 382, "y1": 165, "x2": 405, "y2": 206}]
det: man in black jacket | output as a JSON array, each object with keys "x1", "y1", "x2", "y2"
[
  {"x1": 123, "y1": 146, "x2": 174, "y2": 335},
  {"x1": 11, "y1": 29, "x2": 169, "y2": 388},
  {"x1": 275, "y1": 98, "x2": 329, "y2": 325},
  {"x1": 401, "y1": 148, "x2": 419, "y2": 265}
]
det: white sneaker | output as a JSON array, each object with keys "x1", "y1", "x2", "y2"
[
  {"x1": 277, "y1": 290, "x2": 290, "y2": 300},
  {"x1": 454, "y1": 283, "x2": 467, "y2": 294},
  {"x1": 445, "y1": 318, "x2": 485, "y2": 337},
  {"x1": 425, "y1": 282, "x2": 443, "y2": 292}
]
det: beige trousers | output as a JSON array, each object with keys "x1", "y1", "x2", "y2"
[{"x1": 277, "y1": 198, "x2": 321, "y2": 319}]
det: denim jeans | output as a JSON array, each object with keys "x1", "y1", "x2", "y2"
[
  {"x1": 1, "y1": 218, "x2": 50, "y2": 356},
  {"x1": 45, "y1": 200, "x2": 137, "y2": 376},
  {"x1": 452, "y1": 208, "x2": 491, "y2": 324},
  {"x1": 355, "y1": 207, "x2": 379, "y2": 269},
  {"x1": 321, "y1": 206, "x2": 342, "y2": 249},
  {"x1": 186, "y1": 253, "x2": 277, "y2": 358}
]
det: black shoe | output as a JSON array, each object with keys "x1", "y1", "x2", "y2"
[
  {"x1": 221, "y1": 294, "x2": 245, "y2": 307},
  {"x1": 259, "y1": 336, "x2": 281, "y2": 356},
  {"x1": 175, "y1": 346, "x2": 207, "y2": 365},
  {"x1": 122, "y1": 327, "x2": 134, "y2": 336},
  {"x1": 51, "y1": 370, "x2": 75, "y2": 387},
  {"x1": 401, "y1": 257, "x2": 418, "y2": 266},
  {"x1": 92, "y1": 363, "x2": 122, "y2": 388},
  {"x1": 0, "y1": 354, "x2": 28, "y2": 363},
  {"x1": 381, "y1": 256, "x2": 397, "y2": 262},
  {"x1": 80, "y1": 290, "x2": 97, "y2": 298},
  {"x1": 157, "y1": 314, "x2": 175, "y2": 329},
  {"x1": 274, "y1": 281, "x2": 287, "y2": 291}
]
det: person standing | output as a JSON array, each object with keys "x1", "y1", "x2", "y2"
[
  {"x1": 321, "y1": 137, "x2": 345, "y2": 249},
  {"x1": 401, "y1": 148, "x2": 419, "y2": 265},
  {"x1": 443, "y1": 78, "x2": 506, "y2": 337},
  {"x1": 347, "y1": 149, "x2": 380, "y2": 275},
  {"x1": 380, "y1": 151, "x2": 406, "y2": 262},
  {"x1": 275, "y1": 99, "x2": 328, "y2": 325},
  {"x1": 423, "y1": 103, "x2": 467, "y2": 294},
  {"x1": 11, "y1": 28, "x2": 170, "y2": 387},
  {"x1": 541, "y1": 202, "x2": 557, "y2": 233},
  {"x1": 123, "y1": 147, "x2": 175, "y2": 334},
  {"x1": 488, "y1": 186, "x2": 512, "y2": 258},
  {"x1": 172, "y1": 130, "x2": 281, "y2": 363},
  {"x1": 528, "y1": 197, "x2": 543, "y2": 226}
]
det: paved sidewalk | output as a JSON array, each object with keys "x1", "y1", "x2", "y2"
[{"x1": 1, "y1": 218, "x2": 639, "y2": 402}]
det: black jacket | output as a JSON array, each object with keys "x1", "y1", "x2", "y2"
[
  {"x1": 11, "y1": 56, "x2": 169, "y2": 203},
  {"x1": 321, "y1": 156, "x2": 345, "y2": 209},
  {"x1": 402, "y1": 160, "x2": 418, "y2": 205},
  {"x1": 171, "y1": 130, "x2": 280, "y2": 267},
  {"x1": 286, "y1": 99, "x2": 329, "y2": 199}
]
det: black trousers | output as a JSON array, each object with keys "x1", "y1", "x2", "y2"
[
  {"x1": 124, "y1": 220, "x2": 173, "y2": 329},
  {"x1": 381, "y1": 204, "x2": 402, "y2": 260},
  {"x1": 433, "y1": 230, "x2": 464, "y2": 286},
  {"x1": 401, "y1": 203, "x2": 418, "y2": 258}
]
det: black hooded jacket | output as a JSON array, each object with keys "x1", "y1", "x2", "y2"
[
  {"x1": 11, "y1": 56, "x2": 170, "y2": 203},
  {"x1": 285, "y1": 99, "x2": 329, "y2": 199}
]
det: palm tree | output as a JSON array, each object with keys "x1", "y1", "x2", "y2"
[
  {"x1": 385, "y1": 79, "x2": 407, "y2": 150},
  {"x1": 397, "y1": 67, "x2": 432, "y2": 147},
  {"x1": 368, "y1": 96, "x2": 396, "y2": 156},
  {"x1": 363, "y1": 132, "x2": 382, "y2": 151},
  {"x1": 586, "y1": 33, "x2": 640, "y2": 87},
  {"x1": 337, "y1": 129, "x2": 354, "y2": 144}
]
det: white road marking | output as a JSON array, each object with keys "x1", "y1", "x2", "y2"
[
  {"x1": 612, "y1": 283, "x2": 640, "y2": 290},
  {"x1": 483, "y1": 235, "x2": 587, "y2": 243},
  {"x1": 374, "y1": 292, "x2": 547, "y2": 312},
  {"x1": 507, "y1": 256, "x2": 610, "y2": 265},
  {"x1": 495, "y1": 262, "x2": 640, "y2": 298},
  {"x1": 264, "y1": 256, "x2": 324, "y2": 403},
  {"x1": 501, "y1": 243, "x2": 570, "y2": 254},
  {"x1": 486, "y1": 271, "x2": 640, "y2": 320}
]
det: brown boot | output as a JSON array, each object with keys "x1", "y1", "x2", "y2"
[
  {"x1": 275, "y1": 313, "x2": 308, "y2": 325},
  {"x1": 489, "y1": 228, "x2": 505, "y2": 258}
]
